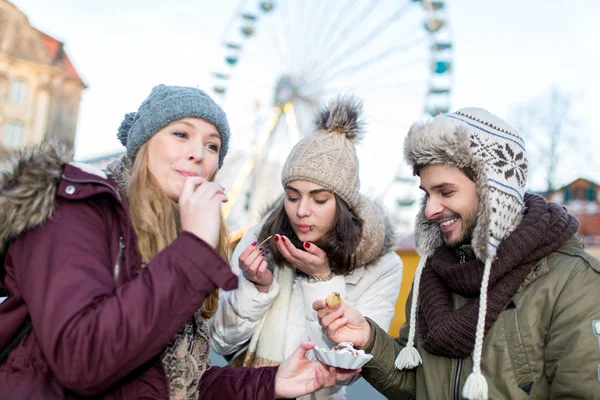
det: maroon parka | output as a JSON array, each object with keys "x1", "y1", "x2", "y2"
[{"x1": 0, "y1": 152, "x2": 277, "y2": 400}]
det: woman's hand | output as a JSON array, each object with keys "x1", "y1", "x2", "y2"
[
  {"x1": 238, "y1": 242, "x2": 273, "y2": 293},
  {"x1": 274, "y1": 342, "x2": 360, "y2": 399},
  {"x1": 179, "y1": 177, "x2": 228, "y2": 248},
  {"x1": 312, "y1": 300, "x2": 372, "y2": 348},
  {"x1": 275, "y1": 235, "x2": 331, "y2": 278}
]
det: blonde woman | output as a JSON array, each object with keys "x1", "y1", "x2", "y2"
[{"x1": 0, "y1": 85, "x2": 357, "y2": 399}]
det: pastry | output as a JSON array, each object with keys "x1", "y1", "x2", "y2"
[{"x1": 325, "y1": 292, "x2": 342, "y2": 307}]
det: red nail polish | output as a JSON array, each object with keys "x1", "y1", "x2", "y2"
[
  {"x1": 304, "y1": 242, "x2": 311, "y2": 249},
  {"x1": 258, "y1": 248, "x2": 263, "y2": 252},
  {"x1": 274, "y1": 236, "x2": 279, "y2": 242},
  {"x1": 251, "y1": 241, "x2": 257, "y2": 247}
]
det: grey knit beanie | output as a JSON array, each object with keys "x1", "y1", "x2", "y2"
[
  {"x1": 281, "y1": 95, "x2": 364, "y2": 208},
  {"x1": 117, "y1": 84, "x2": 230, "y2": 168}
]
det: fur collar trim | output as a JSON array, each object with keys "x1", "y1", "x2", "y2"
[{"x1": 0, "y1": 141, "x2": 72, "y2": 250}]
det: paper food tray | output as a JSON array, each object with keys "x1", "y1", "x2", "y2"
[{"x1": 313, "y1": 345, "x2": 374, "y2": 369}]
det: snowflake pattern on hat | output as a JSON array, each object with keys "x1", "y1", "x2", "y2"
[{"x1": 446, "y1": 109, "x2": 528, "y2": 256}]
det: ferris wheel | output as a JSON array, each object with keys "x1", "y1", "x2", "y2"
[{"x1": 211, "y1": 0, "x2": 453, "y2": 233}]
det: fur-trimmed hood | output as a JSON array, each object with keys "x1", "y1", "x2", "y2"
[
  {"x1": 0, "y1": 141, "x2": 74, "y2": 252},
  {"x1": 404, "y1": 107, "x2": 528, "y2": 262},
  {"x1": 0, "y1": 141, "x2": 119, "y2": 253},
  {"x1": 260, "y1": 194, "x2": 396, "y2": 267}
]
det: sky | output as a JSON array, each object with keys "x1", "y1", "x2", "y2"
[{"x1": 10, "y1": 0, "x2": 600, "y2": 195}]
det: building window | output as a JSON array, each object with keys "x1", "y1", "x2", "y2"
[
  {"x1": 9, "y1": 79, "x2": 28, "y2": 104},
  {"x1": 572, "y1": 187, "x2": 588, "y2": 201},
  {"x1": 2, "y1": 121, "x2": 25, "y2": 148}
]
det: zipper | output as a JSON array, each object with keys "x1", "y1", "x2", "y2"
[
  {"x1": 61, "y1": 175, "x2": 122, "y2": 202},
  {"x1": 454, "y1": 358, "x2": 463, "y2": 400},
  {"x1": 114, "y1": 236, "x2": 124, "y2": 282}
]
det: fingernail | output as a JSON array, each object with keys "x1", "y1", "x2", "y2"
[
  {"x1": 251, "y1": 242, "x2": 257, "y2": 247},
  {"x1": 281, "y1": 236, "x2": 286, "y2": 242},
  {"x1": 304, "y1": 242, "x2": 311, "y2": 249},
  {"x1": 258, "y1": 247, "x2": 263, "y2": 252},
  {"x1": 261, "y1": 253, "x2": 265, "y2": 257},
  {"x1": 274, "y1": 235, "x2": 279, "y2": 242}
]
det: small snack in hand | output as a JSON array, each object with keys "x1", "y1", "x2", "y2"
[
  {"x1": 331, "y1": 342, "x2": 365, "y2": 356},
  {"x1": 325, "y1": 292, "x2": 342, "y2": 307}
]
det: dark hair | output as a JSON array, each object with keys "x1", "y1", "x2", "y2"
[
  {"x1": 413, "y1": 164, "x2": 476, "y2": 183},
  {"x1": 257, "y1": 195, "x2": 364, "y2": 275}
]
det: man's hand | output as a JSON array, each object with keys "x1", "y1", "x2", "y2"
[{"x1": 312, "y1": 300, "x2": 372, "y2": 348}]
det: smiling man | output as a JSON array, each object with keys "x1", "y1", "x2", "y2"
[{"x1": 314, "y1": 107, "x2": 600, "y2": 399}]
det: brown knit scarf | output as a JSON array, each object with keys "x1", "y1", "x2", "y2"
[{"x1": 417, "y1": 193, "x2": 579, "y2": 358}]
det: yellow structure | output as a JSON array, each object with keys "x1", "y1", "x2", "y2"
[
  {"x1": 0, "y1": 0, "x2": 85, "y2": 152},
  {"x1": 388, "y1": 248, "x2": 419, "y2": 337}
]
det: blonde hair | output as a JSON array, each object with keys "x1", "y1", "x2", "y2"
[{"x1": 126, "y1": 143, "x2": 229, "y2": 319}]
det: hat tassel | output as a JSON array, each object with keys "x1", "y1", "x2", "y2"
[
  {"x1": 463, "y1": 372, "x2": 488, "y2": 400},
  {"x1": 462, "y1": 257, "x2": 493, "y2": 400},
  {"x1": 394, "y1": 257, "x2": 426, "y2": 370},
  {"x1": 394, "y1": 345, "x2": 422, "y2": 370}
]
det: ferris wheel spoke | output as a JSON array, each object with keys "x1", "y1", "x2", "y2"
[
  {"x1": 309, "y1": 34, "x2": 429, "y2": 88},
  {"x1": 263, "y1": 10, "x2": 289, "y2": 69},
  {"x1": 300, "y1": 0, "x2": 381, "y2": 80},
  {"x1": 292, "y1": 0, "x2": 323, "y2": 77},
  {"x1": 222, "y1": 107, "x2": 283, "y2": 220},
  {"x1": 265, "y1": 5, "x2": 296, "y2": 71},
  {"x1": 303, "y1": 79, "x2": 426, "y2": 99},
  {"x1": 309, "y1": 1, "x2": 414, "y2": 81},
  {"x1": 299, "y1": 0, "x2": 337, "y2": 70},
  {"x1": 297, "y1": 0, "x2": 361, "y2": 79},
  {"x1": 303, "y1": 33, "x2": 428, "y2": 91},
  {"x1": 281, "y1": 0, "x2": 301, "y2": 73},
  {"x1": 297, "y1": 0, "x2": 351, "y2": 78}
]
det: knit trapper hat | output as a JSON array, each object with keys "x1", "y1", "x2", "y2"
[
  {"x1": 117, "y1": 84, "x2": 230, "y2": 168},
  {"x1": 399, "y1": 107, "x2": 528, "y2": 400},
  {"x1": 281, "y1": 95, "x2": 364, "y2": 208}
]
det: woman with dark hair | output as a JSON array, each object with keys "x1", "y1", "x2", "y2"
[
  {"x1": 210, "y1": 96, "x2": 404, "y2": 400},
  {"x1": 0, "y1": 85, "x2": 358, "y2": 399}
]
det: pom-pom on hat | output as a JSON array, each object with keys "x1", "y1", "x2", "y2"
[{"x1": 281, "y1": 95, "x2": 365, "y2": 208}]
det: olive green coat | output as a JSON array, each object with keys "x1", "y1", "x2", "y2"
[{"x1": 362, "y1": 236, "x2": 600, "y2": 399}]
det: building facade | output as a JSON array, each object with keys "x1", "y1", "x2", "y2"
[
  {"x1": 0, "y1": 0, "x2": 86, "y2": 153},
  {"x1": 546, "y1": 178, "x2": 600, "y2": 246}
]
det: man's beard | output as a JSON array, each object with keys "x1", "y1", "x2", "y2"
[{"x1": 441, "y1": 209, "x2": 478, "y2": 249}]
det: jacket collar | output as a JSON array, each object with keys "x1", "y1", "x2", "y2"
[
  {"x1": 59, "y1": 162, "x2": 122, "y2": 202},
  {"x1": 0, "y1": 141, "x2": 122, "y2": 251}
]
